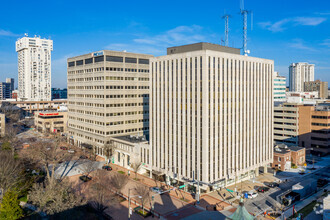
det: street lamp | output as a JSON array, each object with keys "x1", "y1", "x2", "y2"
[{"x1": 128, "y1": 188, "x2": 142, "y2": 220}]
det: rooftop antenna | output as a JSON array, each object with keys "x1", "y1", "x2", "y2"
[
  {"x1": 240, "y1": 0, "x2": 253, "y2": 56},
  {"x1": 222, "y1": 13, "x2": 231, "y2": 47}
]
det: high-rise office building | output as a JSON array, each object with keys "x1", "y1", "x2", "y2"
[
  {"x1": 0, "y1": 78, "x2": 14, "y2": 100},
  {"x1": 150, "y1": 43, "x2": 274, "y2": 189},
  {"x1": 289, "y1": 62, "x2": 314, "y2": 92},
  {"x1": 16, "y1": 35, "x2": 53, "y2": 101},
  {"x1": 67, "y1": 50, "x2": 152, "y2": 156},
  {"x1": 304, "y1": 80, "x2": 328, "y2": 99},
  {"x1": 273, "y1": 72, "x2": 286, "y2": 102}
]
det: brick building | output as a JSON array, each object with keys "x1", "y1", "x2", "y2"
[{"x1": 271, "y1": 144, "x2": 305, "y2": 171}]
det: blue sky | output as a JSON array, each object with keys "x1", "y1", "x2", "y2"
[{"x1": 0, "y1": 0, "x2": 329, "y2": 88}]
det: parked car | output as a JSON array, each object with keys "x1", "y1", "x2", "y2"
[
  {"x1": 102, "y1": 165, "x2": 112, "y2": 171},
  {"x1": 264, "y1": 182, "x2": 279, "y2": 188},
  {"x1": 150, "y1": 187, "x2": 163, "y2": 194},
  {"x1": 79, "y1": 155, "x2": 88, "y2": 159},
  {"x1": 79, "y1": 175, "x2": 92, "y2": 182},
  {"x1": 257, "y1": 186, "x2": 270, "y2": 193},
  {"x1": 247, "y1": 192, "x2": 258, "y2": 199},
  {"x1": 60, "y1": 146, "x2": 68, "y2": 150},
  {"x1": 68, "y1": 150, "x2": 75, "y2": 153}
]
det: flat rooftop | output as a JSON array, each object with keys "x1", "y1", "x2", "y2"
[
  {"x1": 167, "y1": 42, "x2": 241, "y2": 55},
  {"x1": 112, "y1": 135, "x2": 148, "y2": 144}
]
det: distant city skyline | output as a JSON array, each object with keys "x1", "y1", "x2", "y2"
[{"x1": 0, "y1": 0, "x2": 329, "y2": 88}]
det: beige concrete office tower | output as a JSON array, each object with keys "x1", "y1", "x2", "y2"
[
  {"x1": 273, "y1": 72, "x2": 286, "y2": 102},
  {"x1": 16, "y1": 36, "x2": 53, "y2": 101},
  {"x1": 150, "y1": 43, "x2": 274, "y2": 189},
  {"x1": 289, "y1": 62, "x2": 314, "y2": 92},
  {"x1": 67, "y1": 50, "x2": 152, "y2": 156}
]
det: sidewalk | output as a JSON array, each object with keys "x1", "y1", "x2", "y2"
[
  {"x1": 110, "y1": 163, "x2": 231, "y2": 213},
  {"x1": 278, "y1": 185, "x2": 330, "y2": 219}
]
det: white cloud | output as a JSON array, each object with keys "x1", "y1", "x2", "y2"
[
  {"x1": 106, "y1": 25, "x2": 212, "y2": 56},
  {"x1": 133, "y1": 25, "x2": 206, "y2": 46},
  {"x1": 321, "y1": 39, "x2": 330, "y2": 47},
  {"x1": 259, "y1": 16, "x2": 326, "y2": 32},
  {"x1": 288, "y1": 39, "x2": 316, "y2": 51},
  {"x1": 0, "y1": 29, "x2": 19, "y2": 37},
  {"x1": 293, "y1": 17, "x2": 326, "y2": 26}
]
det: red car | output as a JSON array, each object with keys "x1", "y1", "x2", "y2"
[
  {"x1": 60, "y1": 146, "x2": 68, "y2": 150},
  {"x1": 257, "y1": 186, "x2": 270, "y2": 193}
]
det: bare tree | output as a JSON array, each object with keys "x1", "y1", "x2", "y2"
[
  {"x1": 0, "y1": 150, "x2": 24, "y2": 199},
  {"x1": 29, "y1": 179, "x2": 84, "y2": 215},
  {"x1": 109, "y1": 173, "x2": 128, "y2": 196},
  {"x1": 88, "y1": 170, "x2": 117, "y2": 216},
  {"x1": 131, "y1": 162, "x2": 142, "y2": 180},
  {"x1": 22, "y1": 135, "x2": 72, "y2": 184},
  {"x1": 134, "y1": 185, "x2": 150, "y2": 215}
]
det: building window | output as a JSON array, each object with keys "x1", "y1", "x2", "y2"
[
  {"x1": 94, "y1": 56, "x2": 104, "y2": 63},
  {"x1": 138, "y1": 59, "x2": 149, "y2": 64},
  {"x1": 106, "y1": 56, "x2": 123, "y2": 62},
  {"x1": 118, "y1": 152, "x2": 120, "y2": 162},
  {"x1": 278, "y1": 157, "x2": 281, "y2": 162},
  {"x1": 68, "y1": 61, "x2": 75, "y2": 67},
  {"x1": 76, "y1": 60, "x2": 83, "y2": 66},
  {"x1": 85, "y1": 58, "x2": 93, "y2": 64},
  {"x1": 125, "y1": 57, "x2": 137, "y2": 63}
]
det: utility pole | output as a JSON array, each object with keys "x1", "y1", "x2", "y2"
[{"x1": 128, "y1": 188, "x2": 131, "y2": 220}]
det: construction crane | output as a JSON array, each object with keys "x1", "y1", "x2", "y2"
[
  {"x1": 240, "y1": 0, "x2": 253, "y2": 56},
  {"x1": 222, "y1": 14, "x2": 231, "y2": 47}
]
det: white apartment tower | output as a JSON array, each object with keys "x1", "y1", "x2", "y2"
[
  {"x1": 273, "y1": 72, "x2": 286, "y2": 102},
  {"x1": 16, "y1": 36, "x2": 53, "y2": 101},
  {"x1": 289, "y1": 62, "x2": 314, "y2": 92},
  {"x1": 150, "y1": 43, "x2": 274, "y2": 189}
]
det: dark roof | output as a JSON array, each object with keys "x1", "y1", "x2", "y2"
[
  {"x1": 112, "y1": 135, "x2": 147, "y2": 144},
  {"x1": 289, "y1": 146, "x2": 304, "y2": 152},
  {"x1": 274, "y1": 148, "x2": 291, "y2": 154}
]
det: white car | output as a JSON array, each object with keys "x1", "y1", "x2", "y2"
[{"x1": 247, "y1": 192, "x2": 258, "y2": 199}]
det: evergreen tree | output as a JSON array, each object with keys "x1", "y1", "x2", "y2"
[{"x1": 0, "y1": 190, "x2": 24, "y2": 220}]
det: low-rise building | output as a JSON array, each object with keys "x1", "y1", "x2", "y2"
[
  {"x1": 271, "y1": 144, "x2": 305, "y2": 171},
  {"x1": 0, "y1": 113, "x2": 5, "y2": 137},
  {"x1": 34, "y1": 110, "x2": 68, "y2": 133},
  {"x1": 272, "y1": 144, "x2": 292, "y2": 171},
  {"x1": 289, "y1": 146, "x2": 306, "y2": 167},
  {"x1": 0, "y1": 99, "x2": 67, "y2": 116},
  {"x1": 109, "y1": 134, "x2": 151, "y2": 175}
]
